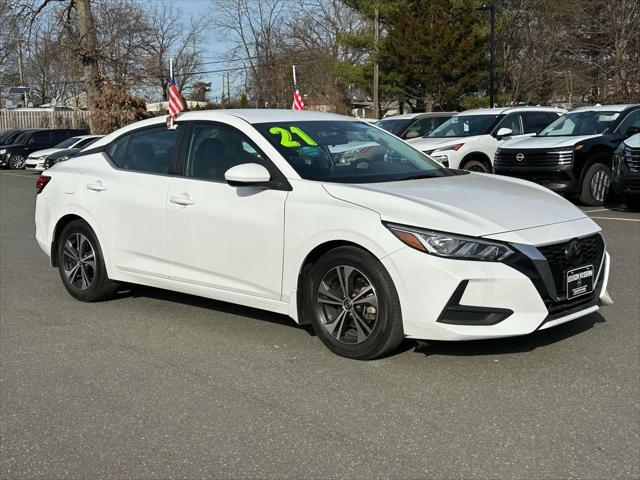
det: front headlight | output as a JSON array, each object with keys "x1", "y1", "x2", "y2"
[
  {"x1": 432, "y1": 143, "x2": 464, "y2": 154},
  {"x1": 385, "y1": 223, "x2": 514, "y2": 261},
  {"x1": 0, "y1": 149, "x2": 6, "y2": 154}
]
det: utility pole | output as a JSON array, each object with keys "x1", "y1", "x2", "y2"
[
  {"x1": 477, "y1": 3, "x2": 496, "y2": 108},
  {"x1": 227, "y1": 72, "x2": 231, "y2": 105},
  {"x1": 15, "y1": 18, "x2": 27, "y2": 107},
  {"x1": 221, "y1": 75, "x2": 225, "y2": 105},
  {"x1": 373, "y1": 7, "x2": 380, "y2": 119}
]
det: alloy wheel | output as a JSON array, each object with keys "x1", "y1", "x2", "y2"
[
  {"x1": 316, "y1": 265, "x2": 378, "y2": 344},
  {"x1": 590, "y1": 168, "x2": 611, "y2": 203},
  {"x1": 9, "y1": 155, "x2": 26, "y2": 169},
  {"x1": 62, "y1": 233, "x2": 96, "y2": 290}
]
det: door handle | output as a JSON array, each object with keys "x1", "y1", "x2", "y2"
[
  {"x1": 86, "y1": 182, "x2": 107, "y2": 192},
  {"x1": 169, "y1": 194, "x2": 195, "y2": 206}
]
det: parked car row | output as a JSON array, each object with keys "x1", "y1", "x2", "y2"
[
  {"x1": 0, "y1": 128, "x2": 100, "y2": 171},
  {"x1": 378, "y1": 104, "x2": 640, "y2": 209}
]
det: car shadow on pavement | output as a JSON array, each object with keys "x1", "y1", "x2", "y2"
[
  {"x1": 113, "y1": 284, "x2": 317, "y2": 336},
  {"x1": 411, "y1": 312, "x2": 606, "y2": 357}
]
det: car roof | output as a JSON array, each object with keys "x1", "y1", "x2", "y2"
[
  {"x1": 457, "y1": 106, "x2": 566, "y2": 116},
  {"x1": 220, "y1": 109, "x2": 352, "y2": 123},
  {"x1": 380, "y1": 112, "x2": 456, "y2": 120},
  {"x1": 570, "y1": 104, "x2": 640, "y2": 113}
]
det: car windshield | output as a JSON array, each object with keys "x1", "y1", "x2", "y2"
[
  {"x1": 376, "y1": 118, "x2": 413, "y2": 136},
  {"x1": 254, "y1": 120, "x2": 448, "y2": 183},
  {"x1": 427, "y1": 114, "x2": 500, "y2": 137},
  {"x1": 539, "y1": 111, "x2": 621, "y2": 136},
  {"x1": 55, "y1": 137, "x2": 81, "y2": 148}
]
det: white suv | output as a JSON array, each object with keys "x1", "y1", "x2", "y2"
[{"x1": 408, "y1": 107, "x2": 565, "y2": 172}]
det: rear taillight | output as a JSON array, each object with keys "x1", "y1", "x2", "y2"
[{"x1": 36, "y1": 176, "x2": 51, "y2": 194}]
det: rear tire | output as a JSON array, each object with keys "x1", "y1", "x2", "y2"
[
  {"x1": 622, "y1": 194, "x2": 640, "y2": 212},
  {"x1": 57, "y1": 219, "x2": 117, "y2": 302},
  {"x1": 9, "y1": 155, "x2": 26, "y2": 170},
  {"x1": 579, "y1": 160, "x2": 611, "y2": 206},
  {"x1": 304, "y1": 246, "x2": 404, "y2": 360}
]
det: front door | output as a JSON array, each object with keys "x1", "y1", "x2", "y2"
[{"x1": 167, "y1": 122, "x2": 288, "y2": 300}]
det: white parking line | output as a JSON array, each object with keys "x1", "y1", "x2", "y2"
[
  {"x1": 0, "y1": 172, "x2": 34, "y2": 178},
  {"x1": 583, "y1": 208, "x2": 611, "y2": 213},
  {"x1": 589, "y1": 216, "x2": 640, "y2": 222}
]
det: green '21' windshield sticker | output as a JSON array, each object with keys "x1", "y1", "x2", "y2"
[{"x1": 269, "y1": 126, "x2": 318, "y2": 147}]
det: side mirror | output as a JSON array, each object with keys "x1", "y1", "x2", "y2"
[
  {"x1": 225, "y1": 163, "x2": 271, "y2": 187},
  {"x1": 405, "y1": 130, "x2": 420, "y2": 139},
  {"x1": 495, "y1": 127, "x2": 513, "y2": 140}
]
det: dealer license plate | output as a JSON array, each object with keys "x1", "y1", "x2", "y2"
[{"x1": 565, "y1": 265, "x2": 594, "y2": 300}]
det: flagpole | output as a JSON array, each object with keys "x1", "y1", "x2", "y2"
[
  {"x1": 292, "y1": 65, "x2": 297, "y2": 86},
  {"x1": 169, "y1": 57, "x2": 174, "y2": 128}
]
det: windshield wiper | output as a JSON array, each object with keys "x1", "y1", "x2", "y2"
[{"x1": 399, "y1": 173, "x2": 441, "y2": 181}]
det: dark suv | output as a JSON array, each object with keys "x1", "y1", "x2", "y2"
[
  {"x1": 494, "y1": 104, "x2": 640, "y2": 205},
  {"x1": 0, "y1": 128, "x2": 88, "y2": 169}
]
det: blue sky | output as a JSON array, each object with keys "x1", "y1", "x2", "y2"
[{"x1": 177, "y1": 0, "x2": 233, "y2": 99}]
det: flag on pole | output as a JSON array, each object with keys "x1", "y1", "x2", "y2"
[
  {"x1": 166, "y1": 77, "x2": 185, "y2": 128},
  {"x1": 292, "y1": 84, "x2": 304, "y2": 111}
]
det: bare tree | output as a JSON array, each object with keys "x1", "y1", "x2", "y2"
[{"x1": 142, "y1": 0, "x2": 204, "y2": 101}]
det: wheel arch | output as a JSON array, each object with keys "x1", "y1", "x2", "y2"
[
  {"x1": 461, "y1": 151, "x2": 493, "y2": 172},
  {"x1": 294, "y1": 240, "x2": 380, "y2": 324},
  {"x1": 577, "y1": 149, "x2": 613, "y2": 185},
  {"x1": 50, "y1": 209, "x2": 109, "y2": 271}
]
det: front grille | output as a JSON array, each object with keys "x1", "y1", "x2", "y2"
[
  {"x1": 624, "y1": 147, "x2": 640, "y2": 172},
  {"x1": 537, "y1": 234, "x2": 605, "y2": 298},
  {"x1": 495, "y1": 149, "x2": 573, "y2": 168},
  {"x1": 624, "y1": 178, "x2": 640, "y2": 191}
]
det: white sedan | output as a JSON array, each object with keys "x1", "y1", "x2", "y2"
[
  {"x1": 25, "y1": 135, "x2": 102, "y2": 172},
  {"x1": 34, "y1": 110, "x2": 612, "y2": 359}
]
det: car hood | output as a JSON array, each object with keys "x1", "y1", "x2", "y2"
[
  {"x1": 323, "y1": 172, "x2": 587, "y2": 238},
  {"x1": 28, "y1": 148, "x2": 60, "y2": 158},
  {"x1": 624, "y1": 133, "x2": 640, "y2": 148},
  {"x1": 407, "y1": 136, "x2": 479, "y2": 151},
  {"x1": 500, "y1": 134, "x2": 600, "y2": 150}
]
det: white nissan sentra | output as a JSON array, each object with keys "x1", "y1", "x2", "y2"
[{"x1": 34, "y1": 110, "x2": 612, "y2": 359}]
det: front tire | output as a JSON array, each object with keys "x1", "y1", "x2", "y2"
[
  {"x1": 304, "y1": 246, "x2": 404, "y2": 360},
  {"x1": 57, "y1": 220, "x2": 116, "y2": 301},
  {"x1": 462, "y1": 158, "x2": 491, "y2": 173},
  {"x1": 9, "y1": 155, "x2": 26, "y2": 170},
  {"x1": 579, "y1": 160, "x2": 612, "y2": 206}
]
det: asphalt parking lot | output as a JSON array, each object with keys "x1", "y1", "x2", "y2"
[{"x1": 1, "y1": 170, "x2": 638, "y2": 479}]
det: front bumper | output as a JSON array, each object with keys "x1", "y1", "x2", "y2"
[
  {"x1": 25, "y1": 159, "x2": 46, "y2": 172},
  {"x1": 382, "y1": 227, "x2": 610, "y2": 341},
  {"x1": 612, "y1": 153, "x2": 640, "y2": 195},
  {"x1": 495, "y1": 164, "x2": 579, "y2": 193}
]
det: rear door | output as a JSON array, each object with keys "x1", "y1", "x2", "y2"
[
  {"x1": 166, "y1": 121, "x2": 288, "y2": 299},
  {"x1": 86, "y1": 125, "x2": 182, "y2": 278}
]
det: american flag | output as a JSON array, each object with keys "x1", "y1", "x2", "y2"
[
  {"x1": 292, "y1": 84, "x2": 304, "y2": 111},
  {"x1": 166, "y1": 77, "x2": 185, "y2": 128}
]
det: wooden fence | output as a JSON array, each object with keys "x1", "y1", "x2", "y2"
[{"x1": 0, "y1": 110, "x2": 91, "y2": 131}]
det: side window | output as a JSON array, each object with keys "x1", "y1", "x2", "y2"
[
  {"x1": 497, "y1": 113, "x2": 524, "y2": 135},
  {"x1": 31, "y1": 131, "x2": 51, "y2": 146},
  {"x1": 184, "y1": 124, "x2": 268, "y2": 182},
  {"x1": 523, "y1": 112, "x2": 557, "y2": 134},
  {"x1": 124, "y1": 127, "x2": 179, "y2": 174},
  {"x1": 106, "y1": 134, "x2": 131, "y2": 168},
  {"x1": 52, "y1": 130, "x2": 68, "y2": 144},
  {"x1": 76, "y1": 137, "x2": 95, "y2": 148},
  {"x1": 616, "y1": 110, "x2": 640, "y2": 136}
]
